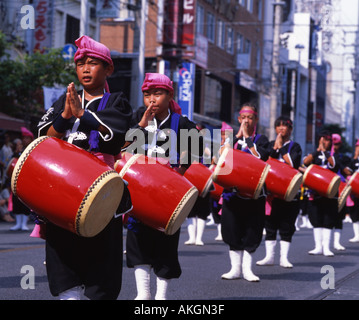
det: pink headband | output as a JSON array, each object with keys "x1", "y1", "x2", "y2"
[
  {"x1": 141, "y1": 73, "x2": 174, "y2": 94},
  {"x1": 239, "y1": 108, "x2": 258, "y2": 115},
  {"x1": 74, "y1": 35, "x2": 113, "y2": 66}
]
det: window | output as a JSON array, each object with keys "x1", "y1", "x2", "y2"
[
  {"x1": 196, "y1": 5, "x2": 204, "y2": 35},
  {"x1": 244, "y1": 39, "x2": 251, "y2": 54},
  {"x1": 227, "y1": 27, "x2": 234, "y2": 54},
  {"x1": 206, "y1": 12, "x2": 215, "y2": 43},
  {"x1": 247, "y1": 0, "x2": 253, "y2": 13},
  {"x1": 236, "y1": 33, "x2": 244, "y2": 53},
  {"x1": 217, "y1": 19, "x2": 225, "y2": 49}
]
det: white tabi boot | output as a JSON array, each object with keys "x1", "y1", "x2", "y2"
[
  {"x1": 221, "y1": 250, "x2": 242, "y2": 280},
  {"x1": 155, "y1": 277, "x2": 170, "y2": 300},
  {"x1": 256, "y1": 240, "x2": 276, "y2": 266},
  {"x1": 184, "y1": 218, "x2": 197, "y2": 245},
  {"x1": 322, "y1": 228, "x2": 334, "y2": 257},
  {"x1": 333, "y1": 229, "x2": 345, "y2": 251},
  {"x1": 279, "y1": 241, "x2": 293, "y2": 268},
  {"x1": 59, "y1": 286, "x2": 82, "y2": 300},
  {"x1": 242, "y1": 250, "x2": 260, "y2": 282},
  {"x1": 308, "y1": 228, "x2": 323, "y2": 255},
  {"x1": 21, "y1": 214, "x2": 29, "y2": 231},
  {"x1": 349, "y1": 222, "x2": 359, "y2": 242},
  {"x1": 10, "y1": 215, "x2": 22, "y2": 231},
  {"x1": 195, "y1": 218, "x2": 206, "y2": 246},
  {"x1": 215, "y1": 224, "x2": 223, "y2": 241},
  {"x1": 134, "y1": 265, "x2": 151, "y2": 300}
]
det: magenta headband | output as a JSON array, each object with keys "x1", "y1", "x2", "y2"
[{"x1": 239, "y1": 109, "x2": 258, "y2": 115}]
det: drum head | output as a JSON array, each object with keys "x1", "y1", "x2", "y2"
[
  {"x1": 76, "y1": 171, "x2": 124, "y2": 237},
  {"x1": 338, "y1": 185, "x2": 352, "y2": 212},
  {"x1": 327, "y1": 175, "x2": 341, "y2": 199},
  {"x1": 284, "y1": 172, "x2": 303, "y2": 202},
  {"x1": 165, "y1": 186, "x2": 198, "y2": 235}
]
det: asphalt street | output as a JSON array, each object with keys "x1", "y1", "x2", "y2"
[{"x1": 1, "y1": 216, "x2": 359, "y2": 301}]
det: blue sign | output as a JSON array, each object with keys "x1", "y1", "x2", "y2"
[
  {"x1": 178, "y1": 62, "x2": 195, "y2": 120},
  {"x1": 61, "y1": 44, "x2": 77, "y2": 61}
]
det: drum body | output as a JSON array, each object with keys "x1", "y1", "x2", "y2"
[
  {"x1": 338, "y1": 181, "x2": 352, "y2": 212},
  {"x1": 183, "y1": 161, "x2": 213, "y2": 197},
  {"x1": 208, "y1": 165, "x2": 224, "y2": 201},
  {"x1": 115, "y1": 153, "x2": 198, "y2": 235},
  {"x1": 212, "y1": 148, "x2": 270, "y2": 199},
  {"x1": 303, "y1": 164, "x2": 340, "y2": 198},
  {"x1": 11, "y1": 136, "x2": 124, "y2": 237},
  {"x1": 265, "y1": 158, "x2": 303, "y2": 202},
  {"x1": 348, "y1": 172, "x2": 359, "y2": 197}
]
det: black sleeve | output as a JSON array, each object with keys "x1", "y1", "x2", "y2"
[{"x1": 253, "y1": 134, "x2": 271, "y2": 162}]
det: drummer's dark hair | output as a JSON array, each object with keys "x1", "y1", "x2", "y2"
[
  {"x1": 274, "y1": 115, "x2": 293, "y2": 129},
  {"x1": 319, "y1": 130, "x2": 332, "y2": 140}
]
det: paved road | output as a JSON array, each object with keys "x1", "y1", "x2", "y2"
[{"x1": 1, "y1": 217, "x2": 359, "y2": 301}]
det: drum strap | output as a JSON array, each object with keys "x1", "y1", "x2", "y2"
[
  {"x1": 169, "y1": 112, "x2": 180, "y2": 167},
  {"x1": 89, "y1": 93, "x2": 111, "y2": 151}
]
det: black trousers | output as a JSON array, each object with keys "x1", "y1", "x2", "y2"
[
  {"x1": 45, "y1": 217, "x2": 123, "y2": 300},
  {"x1": 221, "y1": 195, "x2": 265, "y2": 253},
  {"x1": 349, "y1": 197, "x2": 359, "y2": 222},
  {"x1": 264, "y1": 198, "x2": 300, "y2": 242},
  {"x1": 126, "y1": 223, "x2": 182, "y2": 279},
  {"x1": 308, "y1": 197, "x2": 338, "y2": 229}
]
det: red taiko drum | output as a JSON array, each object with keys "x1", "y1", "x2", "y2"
[
  {"x1": 338, "y1": 181, "x2": 352, "y2": 212},
  {"x1": 11, "y1": 136, "x2": 124, "y2": 237},
  {"x1": 115, "y1": 152, "x2": 198, "y2": 235},
  {"x1": 303, "y1": 164, "x2": 340, "y2": 198},
  {"x1": 212, "y1": 147, "x2": 270, "y2": 199},
  {"x1": 348, "y1": 172, "x2": 359, "y2": 197},
  {"x1": 183, "y1": 161, "x2": 213, "y2": 198},
  {"x1": 208, "y1": 165, "x2": 224, "y2": 201},
  {"x1": 6, "y1": 157, "x2": 18, "y2": 178},
  {"x1": 265, "y1": 158, "x2": 303, "y2": 202}
]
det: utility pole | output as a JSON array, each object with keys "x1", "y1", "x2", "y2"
[
  {"x1": 80, "y1": 0, "x2": 89, "y2": 37},
  {"x1": 269, "y1": 0, "x2": 285, "y2": 140},
  {"x1": 130, "y1": 0, "x2": 147, "y2": 109}
]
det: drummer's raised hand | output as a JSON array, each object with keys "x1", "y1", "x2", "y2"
[
  {"x1": 67, "y1": 82, "x2": 84, "y2": 119},
  {"x1": 273, "y1": 133, "x2": 283, "y2": 150},
  {"x1": 138, "y1": 103, "x2": 156, "y2": 128}
]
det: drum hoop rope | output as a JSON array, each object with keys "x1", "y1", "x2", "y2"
[
  {"x1": 11, "y1": 136, "x2": 50, "y2": 196},
  {"x1": 76, "y1": 169, "x2": 119, "y2": 236},
  {"x1": 284, "y1": 172, "x2": 303, "y2": 202},
  {"x1": 165, "y1": 186, "x2": 198, "y2": 235},
  {"x1": 252, "y1": 163, "x2": 271, "y2": 200}
]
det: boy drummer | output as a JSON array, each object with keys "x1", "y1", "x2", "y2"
[
  {"x1": 37, "y1": 36, "x2": 132, "y2": 300},
  {"x1": 124, "y1": 73, "x2": 202, "y2": 300}
]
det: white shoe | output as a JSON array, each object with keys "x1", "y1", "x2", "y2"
[
  {"x1": 21, "y1": 214, "x2": 29, "y2": 231},
  {"x1": 184, "y1": 218, "x2": 196, "y2": 245},
  {"x1": 242, "y1": 251, "x2": 260, "y2": 282},
  {"x1": 349, "y1": 222, "x2": 359, "y2": 242},
  {"x1": 215, "y1": 224, "x2": 223, "y2": 241},
  {"x1": 59, "y1": 286, "x2": 82, "y2": 300},
  {"x1": 10, "y1": 215, "x2": 22, "y2": 231},
  {"x1": 155, "y1": 277, "x2": 170, "y2": 300},
  {"x1": 256, "y1": 240, "x2": 276, "y2": 266},
  {"x1": 309, "y1": 228, "x2": 323, "y2": 255},
  {"x1": 333, "y1": 229, "x2": 345, "y2": 251},
  {"x1": 195, "y1": 218, "x2": 206, "y2": 246},
  {"x1": 322, "y1": 228, "x2": 334, "y2": 257},
  {"x1": 221, "y1": 250, "x2": 242, "y2": 280},
  {"x1": 279, "y1": 241, "x2": 293, "y2": 268},
  {"x1": 134, "y1": 265, "x2": 151, "y2": 300}
]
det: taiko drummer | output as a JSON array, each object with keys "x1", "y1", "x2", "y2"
[
  {"x1": 220, "y1": 102, "x2": 270, "y2": 282},
  {"x1": 302, "y1": 130, "x2": 339, "y2": 257},
  {"x1": 37, "y1": 36, "x2": 132, "y2": 300},
  {"x1": 256, "y1": 116, "x2": 302, "y2": 268},
  {"x1": 124, "y1": 73, "x2": 203, "y2": 300}
]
